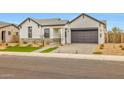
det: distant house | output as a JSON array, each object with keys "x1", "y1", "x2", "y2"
[
  {"x1": 19, "y1": 13, "x2": 107, "y2": 45},
  {"x1": 0, "y1": 21, "x2": 19, "y2": 43}
]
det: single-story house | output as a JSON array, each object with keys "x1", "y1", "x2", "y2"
[
  {"x1": 0, "y1": 21, "x2": 19, "y2": 43},
  {"x1": 19, "y1": 13, "x2": 107, "y2": 45}
]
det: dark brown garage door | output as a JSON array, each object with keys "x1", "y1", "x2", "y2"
[{"x1": 71, "y1": 29, "x2": 98, "y2": 43}]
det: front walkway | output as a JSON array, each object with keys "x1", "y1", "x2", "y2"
[
  {"x1": 32, "y1": 45, "x2": 57, "y2": 53},
  {"x1": 53, "y1": 43, "x2": 97, "y2": 54}
]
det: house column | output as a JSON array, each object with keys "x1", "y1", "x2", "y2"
[
  {"x1": 60, "y1": 28, "x2": 65, "y2": 45},
  {"x1": 66, "y1": 28, "x2": 71, "y2": 44},
  {"x1": 41, "y1": 28, "x2": 44, "y2": 38},
  {"x1": 50, "y1": 28, "x2": 54, "y2": 39},
  {"x1": 98, "y1": 28, "x2": 104, "y2": 44}
]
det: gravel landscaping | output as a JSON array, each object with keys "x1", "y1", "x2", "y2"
[{"x1": 94, "y1": 43, "x2": 124, "y2": 55}]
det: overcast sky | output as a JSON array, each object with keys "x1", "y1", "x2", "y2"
[{"x1": 0, "y1": 13, "x2": 124, "y2": 31}]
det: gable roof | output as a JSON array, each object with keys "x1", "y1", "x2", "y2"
[
  {"x1": 101, "y1": 20, "x2": 107, "y2": 25},
  {"x1": 32, "y1": 18, "x2": 69, "y2": 26},
  {"x1": 0, "y1": 21, "x2": 11, "y2": 28},
  {"x1": 70, "y1": 13, "x2": 106, "y2": 25},
  {"x1": 19, "y1": 17, "x2": 69, "y2": 27},
  {"x1": 0, "y1": 21, "x2": 19, "y2": 29}
]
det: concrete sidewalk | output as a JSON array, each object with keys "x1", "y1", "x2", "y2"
[{"x1": 0, "y1": 52, "x2": 124, "y2": 62}]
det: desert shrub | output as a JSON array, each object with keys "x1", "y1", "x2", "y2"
[
  {"x1": 33, "y1": 40, "x2": 37, "y2": 44},
  {"x1": 101, "y1": 44, "x2": 104, "y2": 47},
  {"x1": 121, "y1": 47, "x2": 124, "y2": 50},
  {"x1": 99, "y1": 44, "x2": 104, "y2": 49},
  {"x1": 23, "y1": 41, "x2": 28, "y2": 44},
  {"x1": 39, "y1": 45, "x2": 43, "y2": 47},
  {"x1": 93, "y1": 51, "x2": 103, "y2": 54},
  {"x1": 100, "y1": 46, "x2": 103, "y2": 49},
  {"x1": 28, "y1": 44, "x2": 32, "y2": 47},
  {"x1": 119, "y1": 45, "x2": 123, "y2": 48},
  {"x1": 5, "y1": 43, "x2": 8, "y2": 47}
]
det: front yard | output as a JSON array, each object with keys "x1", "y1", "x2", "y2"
[
  {"x1": 0, "y1": 43, "x2": 41, "y2": 52},
  {"x1": 94, "y1": 43, "x2": 124, "y2": 55},
  {"x1": 1, "y1": 43, "x2": 124, "y2": 55}
]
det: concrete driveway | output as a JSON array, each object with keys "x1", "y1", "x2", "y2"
[{"x1": 54, "y1": 43, "x2": 97, "y2": 54}]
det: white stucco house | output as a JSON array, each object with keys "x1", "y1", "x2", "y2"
[
  {"x1": 19, "y1": 13, "x2": 107, "y2": 45},
  {"x1": 0, "y1": 21, "x2": 19, "y2": 43}
]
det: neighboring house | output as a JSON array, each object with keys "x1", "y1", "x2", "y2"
[
  {"x1": 0, "y1": 21, "x2": 19, "y2": 43},
  {"x1": 19, "y1": 13, "x2": 107, "y2": 45}
]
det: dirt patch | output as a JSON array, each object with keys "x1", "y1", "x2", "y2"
[{"x1": 94, "y1": 43, "x2": 124, "y2": 55}]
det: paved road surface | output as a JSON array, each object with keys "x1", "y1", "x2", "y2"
[{"x1": 0, "y1": 55, "x2": 124, "y2": 79}]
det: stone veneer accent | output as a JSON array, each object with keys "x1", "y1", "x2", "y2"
[{"x1": 20, "y1": 38, "x2": 61, "y2": 44}]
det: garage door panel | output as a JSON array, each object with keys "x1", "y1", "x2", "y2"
[{"x1": 71, "y1": 29, "x2": 98, "y2": 43}]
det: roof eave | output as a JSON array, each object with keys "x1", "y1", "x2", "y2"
[
  {"x1": 18, "y1": 17, "x2": 41, "y2": 27},
  {"x1": 0, "y1": 24, "x2": 19, "y2": 29},
  {"x1": 42, "y1": 24, "x2": 67, "y2": 27}
]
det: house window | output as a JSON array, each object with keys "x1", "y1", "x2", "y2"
[
  {"x1": 28, "y1": 27, "x2": 32, "y2": 38},
  {"x1": 8, "y1": 31, "x2": 11, "y2": 35},
  {"x1": 44, "y1": 28, "x2": 50, "y2": 38}
]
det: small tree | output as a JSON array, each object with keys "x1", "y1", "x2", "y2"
[
  {"x1": 112, "y1": 27, "x2": 122, "y2": 43},
  {"x1": 40, "y1": 35, "x2": 44, "y2": 46},
  {"x1": 108, "y1": 27, "x2": 122, "y2": 43}
]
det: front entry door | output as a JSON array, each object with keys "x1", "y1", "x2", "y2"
[
  {"x1": 2, "y1": 31, "x2": 6, "y2": 43},
  {"x1": 65, "y1": 31, "x2": 67, "y2": 44}
]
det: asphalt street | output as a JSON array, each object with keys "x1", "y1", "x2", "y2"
[{"x1": 0, "y1": 55, "x2": 124, "y2": 79}]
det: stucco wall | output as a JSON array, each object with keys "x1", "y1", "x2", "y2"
[
  {"x1": 20, "y1": 19, "x2": 42, "y2": 39},
  {"x1": 0, "y1": 25, "x2": 19, "y2": 43},
  {"x1": 69, "y1": 15, "x2": 99, "y2": 28},
  {"x1": 69, "y1": 15, "x2": 106, "y2": 44},
  {"x1": 19, "y1": 20, "x2": 69, "y2": 45},
  {"x1": 53, "y1": 29, "x2": 61, "y2": 38}
]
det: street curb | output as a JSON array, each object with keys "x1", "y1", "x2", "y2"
[{"x1": 0, "y1": 52, "x2": 124, "y2": 62}]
